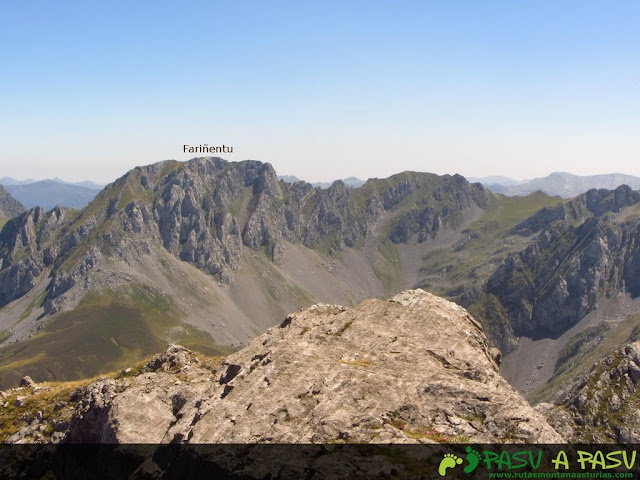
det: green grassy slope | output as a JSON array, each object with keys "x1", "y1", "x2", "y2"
[
  {"x1": 413, "y1": 192, "x2": 562, "y2": 352},
  {"x1": 417, "y1": 192, "x2": 562, "y2": 295},
  {"x1": 528, "y1": 313, "x2": 640, "y2": 405},
  {"x1": 0, "y1": 283, "x2": 229, "y2": 389}
]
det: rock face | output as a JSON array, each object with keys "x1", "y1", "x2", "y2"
[
  {"x1": 484, "y1": 185, "x2": 640, "y2": 350},
  {"x1": 541, "y1": 341, "x2": 640, "y2": 443},
  {"x1": 2, "y1": 157, "x2": 640, "y2": 415},
  {"x1": 0, "y1": 158, "x2": 488, "y2": 311},
  {"x1": 64, "y1": 345, "x2": 217, "y2": 444},
  {"x1": 0, "y1": 185, "x2": 26, "y2": 220},
  {"x1": 63, "y1": 290, "x2": 562, "y2": 444},
  {"x1": 0, "y1": 206, "x2": 68, "y2": 307},
  {"x1": 0, "y1": 157, "x2": 495, "y2": 389}
]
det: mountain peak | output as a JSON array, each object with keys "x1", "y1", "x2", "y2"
[{"x1": 0, "y1": 158, "x2": 492, "y2": 388}]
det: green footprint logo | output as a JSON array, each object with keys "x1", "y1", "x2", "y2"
[
  {"x1": 464, "y1": 446, "x2": 481, "y2": 474},
  {"x1": 438, "y1": 453, "x2": 463, "y2": 476}
]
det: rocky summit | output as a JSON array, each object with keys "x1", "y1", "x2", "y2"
[
  {"x1": 57, "y1": 289, "x2": 560, "y2": 444},
  {"x1": 0, "y1": 185, "x2": 25, "y2": 222},
  {"x1": 0, "y1": 157, "x2": 497, "y2": 389}
]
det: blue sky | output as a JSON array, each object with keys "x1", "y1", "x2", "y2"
[{"x1": 1, "y1": 1, "x2": 639, "y2": 183}]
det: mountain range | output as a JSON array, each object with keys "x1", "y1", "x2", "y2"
[
  {"x1": 278, "y1": 175, "x2": 365, "y2": 189},
  {"x1": 2, "y1": 157, "x2": 640, "y2": 445},
  {"x1": 3, "y1": 171, "x2": 638, "y2": 213},
  {"x1": 0, "y1": 177, "x2": 104, "y2": 190},
  {"x1": 473, "y1": 172, "x2": 640, "y2": 198},
  {"x1": 2, "y1": 180, "x2": 104, "y2": 211},
  {"x1": 0, "y1": 158, "x2": 497, "y2": 388},
  {"x1": 0, "y1": 186, "x2": 26, "y2": 227}
]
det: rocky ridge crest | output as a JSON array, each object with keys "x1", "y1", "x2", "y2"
[
  {"x1": 484, "y1": 185, "x2": 640, "y2": 350},
  {"x1": 0, "y1": 158, "x2": 488, "y2": 312},
  {"x1": 0, "y1": 185, "x2": 26, "y2": 220},
  {"x1": 0, "y1": 206, "x2": 67, "y2": 308}
]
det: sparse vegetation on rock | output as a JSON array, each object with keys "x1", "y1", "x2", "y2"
[{"x1": 5, "y1": 290, "x2": 561, "y2": 445}]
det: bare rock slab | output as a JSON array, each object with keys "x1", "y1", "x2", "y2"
[{"x1": 65, "y1": 290, "x2": 562, "y2": 444}]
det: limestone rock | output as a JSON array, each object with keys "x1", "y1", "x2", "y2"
[
  {"x1": 486, "y1": 185, "x2": 640, "y2": 352},
  {"x1": 542, "y1": 340, "x2": 640, "y2": 442},
  {"x1": 388, "y1": 174, "x2": 488, "y2": 244},
  {"x1": 0, "y1": 185, "x2": 26, "y2": 219},
  {"x1": 20, "y1": 376, "x2": 35, "y2": 388},
  {"x1": 63, "y1": 290, "x2": 562, "y2": 444},
  {"x1": 64, "y1": 345, "x2": 216, "y2": 443},
  {"x1": 0, "y1": 206, "x2": 69, "y2": 308}
]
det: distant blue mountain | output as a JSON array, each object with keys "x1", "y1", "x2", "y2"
[
  {"x1": 278, "y1": 175, "x2": 303, "y2": 183},
  {"x1": 279, "y1": 175, "x2": 365, "y2": 189},
  {"x1": 484, "y1": 172, "x2": 640, "y2": 198},
  {"x1": 51, "y1": 177, "x2": 105, "y2": 190},
  {"x1": 3, "y1": 180, "x2": 100, "y2": 210},
  {"x1": 466, "y1": 175, "x2": 525, "y2": 186},
  {"x1": 0, "y1": 176, "x2": 36, "y2": 186}
]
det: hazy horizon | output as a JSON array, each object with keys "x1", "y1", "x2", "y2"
[
  {"x1": 2, "y1": 2, "x2": 638, "y2": 184},
  {"x1": 4, "y1": 157, "x2": 640, "y2": 188}
]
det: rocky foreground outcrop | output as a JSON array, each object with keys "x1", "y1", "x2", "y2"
[
  {"x1": 539, "y1": 341, "x2": 640, "y2": 443},
  {"x1": 55, "y1": 289, "x2": 560, "y2": 444}
]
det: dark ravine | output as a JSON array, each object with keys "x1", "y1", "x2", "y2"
[{"x1": 478, "y1": 185, "x2": 640, "y2": 396}]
